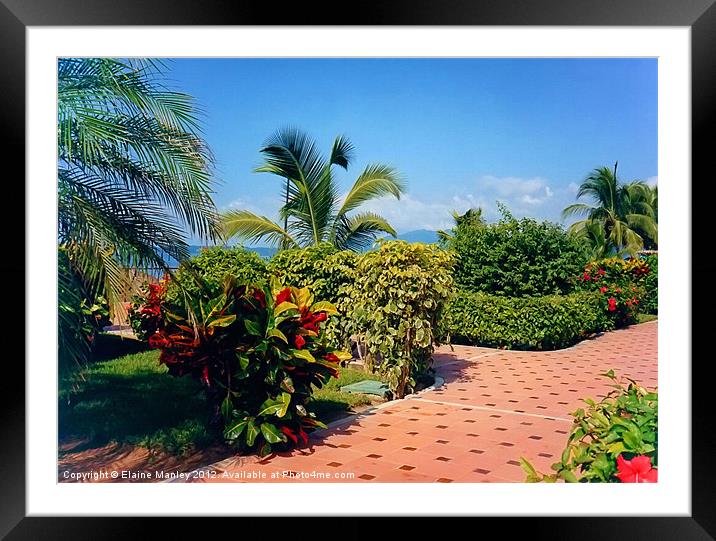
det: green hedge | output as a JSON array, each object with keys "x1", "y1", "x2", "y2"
[
  {"x1": 446, "y1": 290, "x2": 612, "y2": 350},
  {"x1": 641, "y1": 255, "x2": 658, "y2": 314},
  {"x1": 166, "y1": 246, "x2": 268, "y2": 304},
  {"x1": 450, "y1": 209, "x2": 587, "y2": 297}
]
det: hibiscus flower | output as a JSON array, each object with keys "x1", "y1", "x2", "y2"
[{"x1": 615, "y1": 455, "x2": 658, "y2": 483}]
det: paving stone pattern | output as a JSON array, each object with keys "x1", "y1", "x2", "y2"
[{"x1": 185, "y1": 322, "x2": 657, "y2": 483}]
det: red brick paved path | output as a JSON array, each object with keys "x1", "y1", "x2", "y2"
[{"x1": 184, "y1": 321, "x2": 657, "y2": 483}]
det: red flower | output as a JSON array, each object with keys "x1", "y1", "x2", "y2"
[
  {"x1": 324, "y1": 353, "x2": 341, "y2": 363},
  {"x1": 632, "y1": 297, "x2": 639, "y2": 305},
  {"x1": 615, "y1": 288, "x2": 622, "y2": 294},
  {"x1": 148, "y1": 332, "x2": 169, "y2": 349},
  {"x1": 582, "y1": 272, "x2": 591, "y2": 281},
  {"x1": 275, "y1": 288, "x2": 292, "y2": 307},
  {"x1": 598, "y1": 268, "x2": 606, "y2": 276},
  {"x1": 294, "y1": 335, "x2": 306, "y2": 349},
  {"x1": 608, "y1": 297, "x2": 617, "y2": 312},
  {"x1": 615, "y1": 455, "x2": 658, "y2": 483},
  {"x1": 281, "y1": 426, "x2": 299, "y2": 445},
  {"x1": 600, "y1": 286, "x2": 608, "y2": 293}
]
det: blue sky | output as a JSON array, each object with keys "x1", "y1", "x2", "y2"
[{"x1": 163, "y1": 58, "x2": 657, "y2": 238}]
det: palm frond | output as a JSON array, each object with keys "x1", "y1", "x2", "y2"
[
  {"x1": 333, "y1": 212, "x2": 397, "y2": 251},
  {"x1": 336, "y1": 164, "x2": 405, "y2": 218},
  {"x1": 221, "y1": 210, "x2": 297, "y2": 248}
]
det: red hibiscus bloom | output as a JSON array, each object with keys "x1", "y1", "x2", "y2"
[
  {"x1": 275, "y1": 288, "x2": 292, "y2": 306},
  {"x1": 324, "y1": 353, "x2": 341, "y2": 363},
  {"x1": 281, "y1": 426, "x2": 298, "y2": 445},
  {"x1": 148, "y1": 332, "x2": 169, "y2": 349},
  {"x1": 600, "y1": 286, "x2": 608, "y2": 293},
  {"x1": 615, "y1": 455, "x2": 658, "y2": 483},
  {"x1": 294, "y1": 335, "x2": 306, "y2": 349},
  {"x1": 608, "y1": 297, "x2": 617, "y2": 311},
  {"x1": 582, "y1": 272, "x2": 591, "y2": 281}
]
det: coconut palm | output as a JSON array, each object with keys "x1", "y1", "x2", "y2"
[
  {"x1": 221, "y1": 128, "x2": 405, "y2": 251},
  {"x1": 58, "y1": 58, "x2": 219, "y2": 366},
  {"x1": 562, "y1": 163, "x2": 657, "y2": 257}
]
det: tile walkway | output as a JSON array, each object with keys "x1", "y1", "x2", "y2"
[{"x1": 183, "y1": 321, "x2": 657, "y2": 483}]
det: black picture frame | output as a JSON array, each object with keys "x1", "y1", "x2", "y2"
[{"x1": 2, "y1": 0, "x2": 711, "y2": 538}]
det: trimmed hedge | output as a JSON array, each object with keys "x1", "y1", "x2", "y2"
[
  {"x1": 446, "y1": 290, "x2": 612, "y2": 350},
  {"x1": 166, "y1": 246, "x2": 268, "y2": 304}
]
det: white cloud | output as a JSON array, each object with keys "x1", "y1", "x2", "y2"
[{"x1": 645, "y1": 176, "x2": 658, "y2": 186}]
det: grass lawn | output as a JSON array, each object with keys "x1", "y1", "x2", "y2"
[
  {"x1": 60, "y1": 337, "x2": 383, "y2": 456},
  {"x1": 637, "y1": 313, "x2": 658, "y2": 324}
]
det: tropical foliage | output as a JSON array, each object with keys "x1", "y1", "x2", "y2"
[
  {"x1": 562, "y1": 163, "x2": 657, "y2": 258},
  {"x1": 521, "y1": 371, "x2": 658, "y2": 483},
  {"x1": 267, "y1": 244, "x2": 358, "y2": 347},
  {"x1": 221, "y1": 128, "x2": 405, "y2": 251},
  {"x1": 165, "y1": 246, "x2": 268, "y2": 305},
  {"x1": 347, "y1": 241, "x2": 455, "y2": 398},
  {"x1": 450, "y1": 206, "x2": 587, "y2": 297},
  {"x1": 446, "y1": 290, "x2": 610, "y2": 350},
  {"x1": 132, "y1": 274, "x2": 351, "y2": 455},
  {"x1": 436, "y1": 207, "x2": 485, "y2": 245},
  {"x1": 58, "y1": 58, "x2": 218, "y2": 367}
]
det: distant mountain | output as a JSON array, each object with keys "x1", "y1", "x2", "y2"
[{"x1": 395, "y1": 229, "x2": 440, "y2": 244}]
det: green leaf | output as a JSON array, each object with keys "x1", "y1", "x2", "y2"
[
  {"x1": 236, "y1": 353, "x2": 250, "y2": 371},
  {"x1": 208, "y1": 314, "x2": 237, "y2": 328},
  {"x1": 224, "y1": 418, "x2": 248, "y2": 441},
  {"x1": 277, "y1": 392, "x2": 291, "y2": 418},
  {"x1": 245, "y1": 319, "x2": 262, "y2": 336},
  {"x1": 559, "y1": 470, "x2": 579, "y2": 483},
  {"x1": 221, "y1": 395, "x2": 233, "y2": 421},
  {"x1": 245, "y1": 419, "x2": 259, "y2": 447},
  {"x1": 309, "y1": 301, "x2": 339, "y2": 316},
  {"x1": 258, "y1": 399, "x2": 284, "y2": 417},
  {"x1": 260, "y1": 422, "x2": 287, "y2": 444},
  {"x1": 274, "y1": 301, "x2": 299, "y2": 317},
  {"x1": 280, "y1": 377, "x2": 295, "y2": 393},
  {"x1": 267, "y1": 328, "x2": 288, "y2": 343},
  {"x1": 291, "y1": 349, "x2": 316, "y2": 363}
]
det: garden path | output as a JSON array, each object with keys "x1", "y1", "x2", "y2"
[{"x1": 183, "y1": 321, "x2": 657, "y2": 483}]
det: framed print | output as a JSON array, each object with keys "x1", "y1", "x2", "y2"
[{"x1": 3, "y1": 0, "x2": 713, "y2": 537}]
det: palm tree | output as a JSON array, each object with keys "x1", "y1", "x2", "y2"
[
  {"x1": 58, "y1": 58, "x2": 219, "y2": 366},
  {"x1": 562, "y1": 162, "x2": 657, "y2": 257},
  {"x1": 437, "y1": 207, "x2": 485, "y2": 245},
  {"x1": 221, "y1": 128, "x2": 405, "y2": 251}
]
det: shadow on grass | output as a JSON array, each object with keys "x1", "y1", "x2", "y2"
[{"x1": 59, "y1": 361, "x2": 218, "y2": 455}]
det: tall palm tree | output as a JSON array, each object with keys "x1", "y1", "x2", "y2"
[
  {"x1": 562, "y1": 162, "x2": 657, "y2": 257},
  {"x1": 221, "y1": 128, "x2": 405, "y2": 251},
  {"x1": 58, "y1": 58, "x2": 219, "y2": 366}
]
